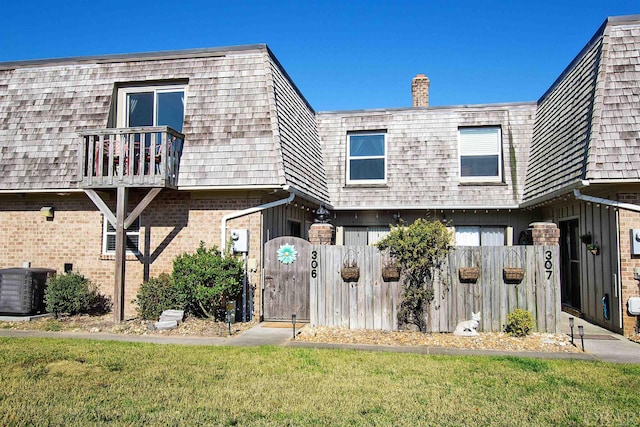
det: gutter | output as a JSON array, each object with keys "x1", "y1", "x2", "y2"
[
  {"x1": 220, "y1": 187, "x2": 295, "y2": 252},
  {"x1": 333, "y1": 204, "x2": 519, "y2": 211},
  {"x1": 0, "y1": 188, "x2": 85, "y2": 194},
  {"x1": 573, "y1": 189, "x2": 640, "y2": 212},
  {"x1": 519, "y1": 181, "x2": 589, "y2": 209}
]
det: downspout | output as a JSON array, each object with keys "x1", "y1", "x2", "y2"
[
  {"x1": 220, "y1": 187, "x2": 295, "y2": 252},
  {"x1": 573, "y1": 189, "x2": 640, "y2": 212}
]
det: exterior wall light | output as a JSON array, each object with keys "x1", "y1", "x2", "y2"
[{"x1": 40, "y1": 207, "x2": 54, "y2": 220}]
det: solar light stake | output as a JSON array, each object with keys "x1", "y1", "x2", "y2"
[
  {"x1": 292, "y1": 313, "x2": 297, "y2": 340},
  {"x1": 569, "y1": 317, "x2": 575, "y2": 346},
  {"x1": 578, "y1": 325, "x2": 585, "y2": 352}
]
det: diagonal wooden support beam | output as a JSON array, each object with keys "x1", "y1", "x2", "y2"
[
  {"x1": 125, "y1": 188, "x2": 162, "y2": 229},
  {"x1": 84, "y1": 189, "x2": 116, "y2": 228},
  {"x1": 84, "y1": 187, "x2": 164, "y2": 322}
]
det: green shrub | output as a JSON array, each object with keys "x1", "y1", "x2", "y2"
[
  {"x1": 172, "y1": 242, "x2": 244, "y2": 320},
  {"x1": 376, "y1": 218, "x2": 452, "y2": 332},
  {"x1": 505, "y1": 308, "x2": 534, "y2": 337},
  {"x1": 134, "y1": 273, "x2": 181, "y2": 320},
  {"x1": 45, "y1": 273, "x2": 110, "y2": 317}
]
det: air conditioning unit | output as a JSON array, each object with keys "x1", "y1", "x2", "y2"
[{"x1": 0, "y1": 268, "x2": 56, "y2": 315}]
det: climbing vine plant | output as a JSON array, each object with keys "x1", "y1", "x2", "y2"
[{"x1": 376, "y1": 217, "x2": 453, "y2": 332}]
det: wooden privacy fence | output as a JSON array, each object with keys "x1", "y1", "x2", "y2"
[{"x1": 309, "y1": 245, "x2": 560, "y2": 333}]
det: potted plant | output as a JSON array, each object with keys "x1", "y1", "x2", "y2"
[{"x1": 587, "y1": 243, "x2": 600, "y2": 255}]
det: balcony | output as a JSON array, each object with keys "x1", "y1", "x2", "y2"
[{"x1": 79, "y1": 126, "x2": 184, "y2": 189}]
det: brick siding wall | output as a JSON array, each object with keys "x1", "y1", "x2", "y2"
[
  {"x1": 616, "y1": 193, "x2": 640, "y2": 336},
  {"x1": 0, "y1": 191, "x2": 264, "y2": 319}
]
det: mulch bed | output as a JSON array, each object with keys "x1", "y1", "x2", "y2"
[
  {"x1": 297, "y1": 326, "x2": 582, "y2": 353},
  {"x1": 0, "y1": 314, "x2": 253, "y2": 337}
]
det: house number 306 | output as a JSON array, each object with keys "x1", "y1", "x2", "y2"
[
  {"x1": 311, "y1": 250, "x2": 318, "y2": 278},
  {"x1": 544, "y1": 250, "x2": 553, "y2": 280}
]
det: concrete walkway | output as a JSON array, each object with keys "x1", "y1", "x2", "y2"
[
  {"x1": 558, "y1": 311, "x2": 640, "y2": 364},
  {"x1": 1, "y1": 315, "x2": 638, "y2": 363},
  {"x1": 0, "y1": 321, "x2": 296, "y2": 347}
]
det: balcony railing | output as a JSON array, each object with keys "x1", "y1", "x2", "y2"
[{"x1": 79, "y1": 126, "x2": 184, "y2": 189}]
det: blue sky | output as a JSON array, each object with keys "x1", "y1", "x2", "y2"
[{"x1": 1, "y1": 1, "x2": 638, "y2": 111}]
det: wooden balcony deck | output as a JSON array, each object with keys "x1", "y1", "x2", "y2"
[{"x1": 79, "y1": 126, "x2": 184, "y2": 189}]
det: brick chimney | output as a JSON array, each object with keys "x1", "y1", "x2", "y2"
[{"x1": 412, "y1": 74, "x2": 430, "y2": 107}]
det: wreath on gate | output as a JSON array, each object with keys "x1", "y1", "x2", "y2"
[{"x1": 277, "y1": 244, "x2": 298, "y2": 265}]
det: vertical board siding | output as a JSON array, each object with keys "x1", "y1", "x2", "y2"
[{"x1": 309, "y1": 245, "x2": 560, "y2": 333}]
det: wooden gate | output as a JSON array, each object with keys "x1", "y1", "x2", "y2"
[{"x1": 263, "y1": 236, "x2": 311, "y2": 321}]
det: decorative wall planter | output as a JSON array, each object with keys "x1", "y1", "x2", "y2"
[
  {"x1": 382, "y1": 266, "x2": 401, "y2": 282},
  {"x1": 503, "y1": 267, "x2": 525, "y2": 284},
  {"x1": 341, "y1": 266, "x2": 360, "y2": 282},
  {"x1": 459, "y1": 267, "x2": 479, "y2": 283},
  {"x1": 341, "y1": 249, "x2": 360, "y2": 282},
  {"x1": 503, "y1": 249, "x2": 525, "y2": 284}
]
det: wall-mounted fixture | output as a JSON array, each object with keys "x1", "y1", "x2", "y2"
[
  {"x1": 631, "y1": 229, "x2": 640, "y2": 255},
  {"x1": 579, "y1": 233, "x2": 592, "y2": 245},
  {"x1": 40, "y1": 207, "x2": 54, "y2": 220},
  {"x1": 231, "y1": 229, "x2": 249, "y2": 253},
  {"x1": 628, "y1": 297, "x2": 640, "y2": 315}
]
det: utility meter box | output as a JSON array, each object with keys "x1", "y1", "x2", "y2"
[
  {"x1": 230, "y1": 229, "x2": 249, "y2": 253},
  {"x1": 628, "y1": 297, "x2": 640, "y2": 316},
  {"x1": 631, "y1": 229, "x2": 640, "y2": 255}
]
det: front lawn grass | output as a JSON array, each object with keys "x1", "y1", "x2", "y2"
[{"x1": 1, "y1": 338, "x2": 639, "y2": 426}]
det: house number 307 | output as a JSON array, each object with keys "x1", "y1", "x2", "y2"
[
  {"x1": 544, "y1": 250, "x2": 553, "y2": 280},
  {"x1": 311, "y1": 250, "x2": 318, "y2": 278}
]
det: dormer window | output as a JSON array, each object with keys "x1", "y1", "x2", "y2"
[
  {"x1": 117, "y1": 85, "x2": 186, "y2": 131},
  {"x1": 459, "y1": 127, "x2": 502, "y2": 182},
  {"x1": 347, "y1": 132, "x2": 386, "y2": 184}
]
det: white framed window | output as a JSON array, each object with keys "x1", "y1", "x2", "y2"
[
  {"x1": 117, "y1": 85, "x2": 186, "y2": 132},
  {"x1": 459, "y1": 127, "x2": 502, "y2": 182},
  {"x1": 455, "y1": 226, "x2": 505, "y2": 246},
  {"x1": 347, "y1": 132, "x2": 386, "y2": 184},
  {"x1": 102, "y1": 215, "x2": 141, "y2": 255}
]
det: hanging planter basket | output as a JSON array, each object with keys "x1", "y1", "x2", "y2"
[
  {"x1": 458, "y1": 249, "x2": 479, "y2": 283},
  {"x1": 503, "y1": 249, "x2": 525, "y2": 284},
  {"x1": 341, "y1": 266, "x2": 360, "y2": 282},
  {"x1": 459, "y1": 267, "x2": 479, "y2": 282},
  {"x1": 341, "y1": 249, "x2": 360, "y2": 282},
  {"x1": 382, "y1": 266, "x2": 401, "y2": 282},
  {"x1": 503, "y1": 267, "x2": 525, "y2": 283}
]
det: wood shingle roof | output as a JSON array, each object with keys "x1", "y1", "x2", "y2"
[{"x1": 0, "y1": 45, "x2": 329, "y2": 203}]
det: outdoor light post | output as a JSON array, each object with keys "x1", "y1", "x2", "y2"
[
  {"x1": 578, "y1": 325, "x2": 585, "y2": 352},
  {"x1": 292, "y1": 313, "x2": 297, "y2": 340},
  {"x1": 569, "y1": 317, "x2": 574, "y2": 346}
]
